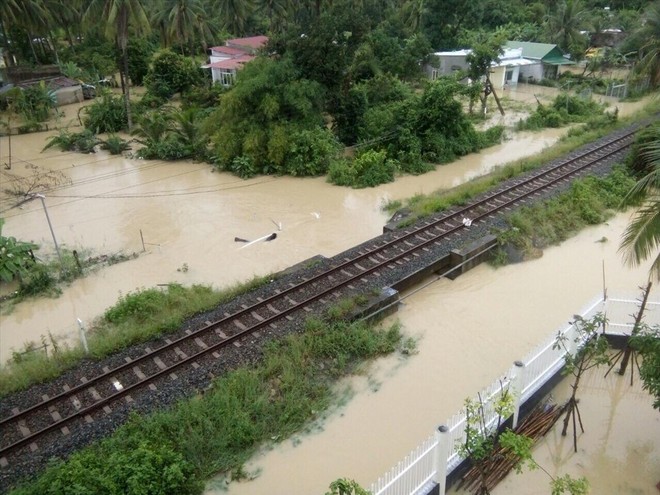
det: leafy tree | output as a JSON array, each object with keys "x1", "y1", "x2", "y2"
[
  {"x1": 457, "y1": 388, "x2": 525, "y2": 495},
  {"x1": 144, "y1": 50, "x2": 206, "y2": 99},
  {"x1": 630, "y1": 324, "x2": 660, "y2": 410},
  {"x1": 0, "y1": 218, "x2": 38, "y2": 283},
  {"x1": 207, "y1": 56, "x2": 328, "y2": 174},
  {"x1": 126, "y1": 37, "x2": 157, "y2": 86},
  {"x1": 465, "y1": 31, "x2": 506, "y2": 115},
  {"x1": 553, "y1": 313, "x2": 611, "y2": 453}
]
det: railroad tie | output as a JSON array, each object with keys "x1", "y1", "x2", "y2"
[
  {"x1": 215, "y1": 328, "x2": 228, "y2": 338},
  {"x1": 267, "y1": 304, "x2": 280, "y2": 314},
  {"x1": 88, "y1": 387, "x2": 102, "y2": 400},
  {"x1": 251, "y1": 311, "x2": 264, "y2": 321},
  {"x1": 18, "y1": 420, "x2": 30, "y2": 438},
  {"x1": 174, "y1": 347, "x2": 188, "y2": 359},
  {"x1": 194, "y1": 337, "x2": 208, "y2": 349},
  {"x1": 233, "y1": 319, "x2": 248, "y2": 331},
  {"x1": 0, "y1": 457, "x2": 8, "y2": 467},
  {"x1": 153, "y1": 356, "x2": 167, "y2": 370},
  {"x1": 49, "y1": 408, "x2": 62, "y2": 422},
  {"x1": 133, "y1": 366, "x2": 146, "y2": 380}
]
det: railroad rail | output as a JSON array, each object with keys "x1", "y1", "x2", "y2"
[{"x1": 0, "y1": 122, "x2": 643, "y2": 467}]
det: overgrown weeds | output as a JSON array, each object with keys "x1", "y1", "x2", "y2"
[
  {"x1": 492, "y1": 166, "x2": 636, "y2": 262},
  {"x1": 9, "y1": 318, "x2": 405, "y2": 495},
  {"x1": 0, "y1": 278, "x2": 272, "y2": 397}
]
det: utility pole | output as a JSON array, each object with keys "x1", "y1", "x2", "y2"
[{"x1": 33, "y1": 194, "x2": 64, "y2": 274}]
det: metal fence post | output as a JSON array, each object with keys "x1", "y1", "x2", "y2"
[
  {"x1": 511, "y1": 360, "x2": 525, "y2": 429},
  {"x1": 434, "y1": 425, "x2": 449, "y2": 495}
]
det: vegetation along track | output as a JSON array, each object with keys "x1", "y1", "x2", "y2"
[{"x1": 0, "y1": 120, "x2": 649, "y2": 470}]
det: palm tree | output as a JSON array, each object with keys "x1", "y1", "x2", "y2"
[
  {"x1": 544, "y1": 0, "x2": 587, "y2": 59},
  {"x1": 151, "y1": 0, "x2": 216, "y2": 55},
  {"x1": 0, "y1": 0, "x2": 23, "y2": 66},
  {"x1": 259, "y1": 0, "x2": 291, "y2": 33},
  {"x1": 84, "y1": 0, "x2": 150, "y2": 131},
  {"x1": 217, "y1": 0, "x2": 254, "y2": 36},
  {"x1": 620, "y1": 126, "x2": 660, "y2": 279},
  {"x1": 634, "y1": 1, "x2": 660, "y2": 88}
]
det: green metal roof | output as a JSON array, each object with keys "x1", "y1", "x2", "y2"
[
  {"x1": 505, "y1": 41, "x2": 573, "y2": 64},
  {"x1": 542, "y1": 55, "x2": 575, "y2": 65}
]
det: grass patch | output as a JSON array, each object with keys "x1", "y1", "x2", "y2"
[
  {"x1": 492, "y1": 165, "x2": 637, "y2": 262},
  {"x1": 515, "y1": 94, "x2": 609, "y2": 131},
  {"x1": 0, "y1": 278, "x2": 272, "y2": 397},
  {"x1": 9, "y1": 317, "x2": 405, "y2": 495}
]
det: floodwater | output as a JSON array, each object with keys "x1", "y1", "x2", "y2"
[
  {"x1": 0, "y1": 91, "x2": 657, "y2": 493},
  {"x1": 0, "y1": 109, "x2": 564, "y2": 361},
  {"x1": 489, "y1": 366, "x2": 660, "y2": 495},
  {"x1": 206, "y1": 212, "x2": 659, "y2": 495}
]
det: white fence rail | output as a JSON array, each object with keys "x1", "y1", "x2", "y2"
[{"x1": 369, "y1": 294, "x2": 660, "y2": 495}]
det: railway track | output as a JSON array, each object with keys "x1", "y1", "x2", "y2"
[{"x1": 0, "y1": 122, "x2": 644, "y2": 469}]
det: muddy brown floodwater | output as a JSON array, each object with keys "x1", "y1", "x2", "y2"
[
  {"x1": 207, "y1": 212, "x2": 659, "y2": 495},
  {"x1": 0, "y1": 90, "x2": 657, "y2": 494},
  {"x1": 0, "y1": 103, "x2": 564, "y2": 361}
]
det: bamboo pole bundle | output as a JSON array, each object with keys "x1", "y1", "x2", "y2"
[{"x1": 457, "y1": 403, "x2": 566, "y2": 494}]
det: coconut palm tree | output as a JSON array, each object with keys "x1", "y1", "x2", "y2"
[
  {"x1": 259, "y1": 0, "x2": 291, "y2": 33},
  {"x1": 0, "y1": 0, "x2": 23, "y2": 66},
  {"x1": 634, "y1": 1, "x2": 660, "y2": 87},
  {"x1": 620, "y1": 126, "x2": 660, "y2": 279},
  {"x1": 84, "y1": 0, "x2": 150, "y2": 131},
  {"x1": 544, "y1": 0, "x2": 588, "y2": 60},
  {"x1": 217, "y1": 0, "x2": 254, "y2": 36},
  {"x1": 151, "y1": 0, "x2": 217, "y2": 55}
]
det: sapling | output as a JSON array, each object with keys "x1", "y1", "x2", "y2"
[{"x1": 553, "y1": 313, "x2": 611, "y2": 452}]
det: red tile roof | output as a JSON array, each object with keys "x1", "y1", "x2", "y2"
[
  {"x1": 225, "y1": 36, "x2": 269, "y2": 50},
  {"x1": 209, "y1": 45, "x2": 247, "y2": 56}
]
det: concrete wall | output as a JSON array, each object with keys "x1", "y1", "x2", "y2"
[{"x1": 55, "y1": 86, "x2": 83, "y2": 106}]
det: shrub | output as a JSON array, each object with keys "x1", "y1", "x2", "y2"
[
  {"x1": 43, "y1": 129, "x2": 100, "y2": 153},
  {"x1": 144, "y1": 50, "x2": 206, "y2": 100},
  {"x1": 100, "y1": 134, "x2": 131, "y2": 155},
  {"x1": 83, "y1": 91, "x2": 128, "y2": 133},
  {"x1": 285, "y1": 127, "x2": 342, "y2": 176},
  {"x1": 328, "y1": 149, "x2": 396, "y2": 188}
]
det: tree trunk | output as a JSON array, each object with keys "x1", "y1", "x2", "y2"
[
  {"x1": 121, "y1": 46, "x2": 133, "y2": 131},
  {"x1": 0, "y1": 18, "x2": 14, "y2": 67},
  {"x1": 27, "y1": 33, "x2": 40, "y2": 64}
]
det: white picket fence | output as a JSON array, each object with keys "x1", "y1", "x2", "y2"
[{"x1": 369, "y1": 294, "x2": 660, "y2": 495}]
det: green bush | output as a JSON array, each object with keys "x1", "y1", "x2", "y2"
[
  {"x1": 13, "y1": 442, "x2": 201, "y2": 495},
  {"x1": 285, "y1": 127, "x2": 342, "y2": 176},
  {"x1": 43, "y1": 129, "x2": 100, "y2": 153},
  {"x1": 100, "y1": 134, "x2": 131, "y2": 155},
  {"x1": 144, "y1": 50, "x2": 206, "y2": 100},
  {"x1": 83, "y1": 91, "x2": 128, "y2": 133},
  {"x1": 328, "y1": 149, "x2": 396, "y2": 188}
]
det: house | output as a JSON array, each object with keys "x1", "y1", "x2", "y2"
[
  {"x1": 203, "y1": 35, "x2": 269, "y2": 86},
  {"x1": 504, "y1": 41, "x2": 574, "y2": 81},
  {"x1": 427, "y1": 47, "x2": 534, "y2": 90}
]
